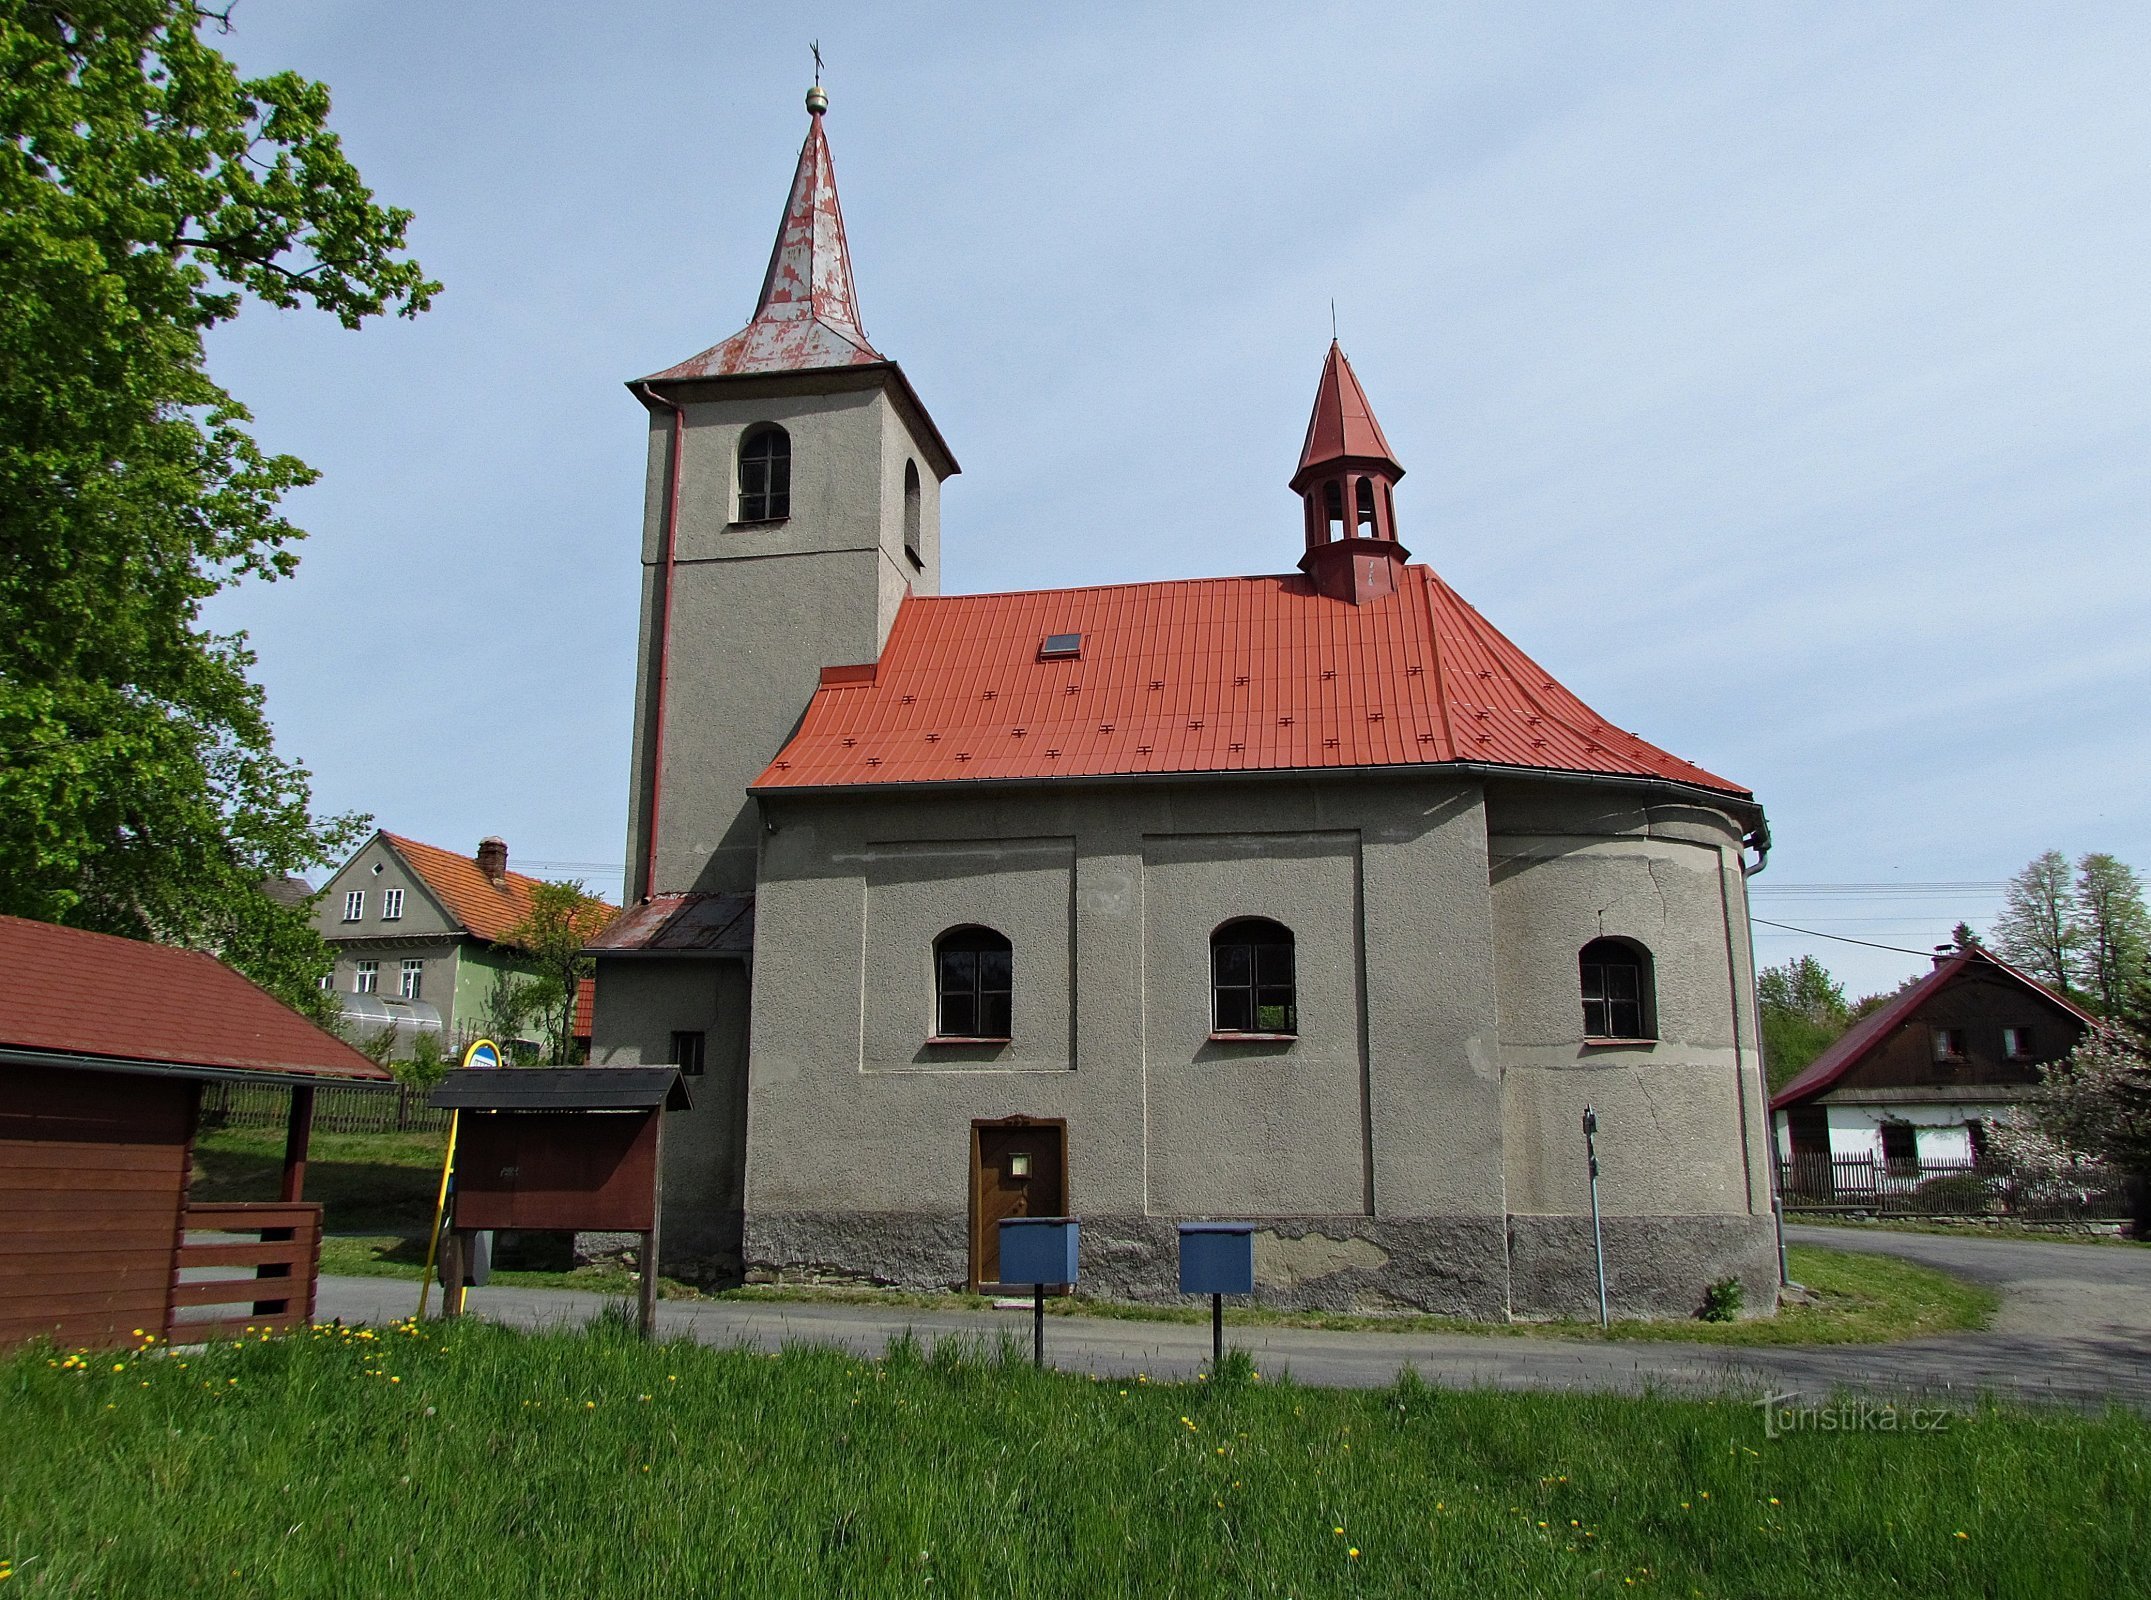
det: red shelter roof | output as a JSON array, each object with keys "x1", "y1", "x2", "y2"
[
  {"x1": 0, "y1": 916, "x2": 389, "y2": 1082},
  {"x1": 753, "y1": 565, "x2": 1748, "y2": 798}
]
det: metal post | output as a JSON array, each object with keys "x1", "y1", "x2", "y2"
[
  {"x1": 1584, "y1": 1106, "x2": 1609, "y2": 1328},
  {"x1": 1033, "y1": 1283, "x2": 1045, "y2": 1369},
  {"x1": 1212, "y1": 1293, "x2": 1223, "y2": 1368}
]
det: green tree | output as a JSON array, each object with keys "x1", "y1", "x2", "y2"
[
  {"x1": 1991, "y1": 850, "x2": 2079, "y2": 998},
  {"x1": 1757, "y1": 954, "x2": 1852, "y2": 1092},
  {"x1": 0, "y1": 2, "x2": 435, "y2": 1018},
  {"x1": 2073, "y1": 854, "x2": 2149, "y2": 1021},
  {"x1": 499, "y1": 882, "x2": 614, "y2": 1064}
]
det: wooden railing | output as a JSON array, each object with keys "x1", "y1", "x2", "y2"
[
  {"x1": 199, "y1": 1080, "x2": 446, "y2": 1136},
  {"x1": 166, "y1": 1202, "x2": 323, "y2": 1343}
]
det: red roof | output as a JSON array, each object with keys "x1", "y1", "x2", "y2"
[
  {"x1": 1770, "y1": 947, "x2": 2100, "y2": 1110},
  {"x1": 640, "y1": 96, "x2": 881, "y2": 381},
  {"x1": 587, "y1": 893, "x2": 755, "y2": 957},
  {"x1": 753, "y1": 565, "x2": 1748, "y2": 796},
  {"x1": 0, "y1": 917, "x2": 389, "y2": 1081},
  {"x1": 572, "y1": 977, "x2": 595, "y2": 1039},
  {"x1": 380, "y1": 834, "x2": 616, "y2": 946},
  {"x1": 1295, "y1": 342, "x2": 1400, "y2": 486}
]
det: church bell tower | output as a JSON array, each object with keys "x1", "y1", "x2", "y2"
[
  {"x1": 1293, "y1": 342, "x2": 1408, "y2": 604},
  {"x1": 622, "y1": 84, "x2": 959, "y2": 900}
]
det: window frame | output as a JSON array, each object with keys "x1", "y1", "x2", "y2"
[
  {"x1": 1579, "y1": 937, "x2": 1655, "y2": 1043},
  {"x1": 932, "y1": 925, "x2": 1013, "y2": 1043},
  {"x1": 1210, "y1": 917, "x2": 1298, "y2": 1039},
  {"x1": 342, "y1": 890, "x2": 364, "y2": 922},
  {"x1": 903, "y1": 458, "x2": 923, "y2": 569},
  {"x1": 399, "y1": 959, "x2": 423, "y2": 1000},
  {"x1": 737, "y1": 424, "x2": 792, "y2": 523},
  {"x1": 671, "y1": 1030, "x2": 707, "y2": 1077},
  {"x1": 1931, "y1": 1026, "x2": 1967, "y2": 1063},
  {"x1": 2002, "y1": 1026, "x2": 2034, "y2": 1061},
  {"x1": 382, "y1": 887, "x2": 404, "y2": 921},
  {"x1": 353, "y1": 960, "x2": 379, "y2": 995}
]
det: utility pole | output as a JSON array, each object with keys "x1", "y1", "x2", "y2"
[{"x1": 1584, "y1": 1106, "x2": 1609, "y2": 1328}]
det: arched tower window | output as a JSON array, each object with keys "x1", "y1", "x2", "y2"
[
  {"x1": 738, "y1": 425, "x2": 791, "y2": 522},
  {"x1": 1355, "y1": 477, "x2": 1380, "y2": 538},
  {"x1": 903, "y1": 459, "x2": 923, "y2": 568},
  {"x1": 1321, "y1": 481, "x2": 1344, "y2": 541},
  {"x1": 1212, "y1": 918, "x2": 1296, "y2": 1036},
  {"x1": 1580, "y1": 938, "x2": 1655, "y2": 1041},
  {"x1": 936, "y1": 926, "x2": 1012, "y2": 1040}
]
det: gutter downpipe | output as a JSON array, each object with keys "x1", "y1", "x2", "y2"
[
  {"x1": 1740, "y1": 819, "x2": 1792, "y2": 1289},
  {"x1": 636, "y1": 383, "x2": 687, "y2": 903}
]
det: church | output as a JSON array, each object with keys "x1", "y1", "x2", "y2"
[{"x1": 586, "y1": 83, "x2": 1780, "y2": 1319}]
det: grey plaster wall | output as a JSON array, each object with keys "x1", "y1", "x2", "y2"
[
  {"x1": 728, "y1": 770, "x2": 1774, "y2": 1317},
  {"x1": 589, "y1": 955, "x2": 751, "y2": 1277},
  {"x1": 620, "y1": 372, "x2": 951, "y2": 898}
]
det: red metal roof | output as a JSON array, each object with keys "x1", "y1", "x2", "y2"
[
  {"x1": 586, "y1": 893, "x2": 755, "y2": 957},
  {"x1": 1295, "y1": 342, "x2": 1401, "y2": 487},
  {"x1": 640, "y1": 95, "x2": 882, "y2": 382},
  {"x1": 0, "y1": 916, "x2": 389, "y2": 1081},
  {"x1": 1770, "y1": 947, "x2": 2100, "y2": 1110},
  {"x1": 752, "y1": 565, "x2": 1748, "y2": 796}
]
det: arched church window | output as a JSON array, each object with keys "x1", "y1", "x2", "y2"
[
  {"x1": 936, "y1": 926, "x2": 1012, "y2": 1040},
  {"x1": 1212, "y1": 918, "x2": 1296, "y2": 1036},
  {"x1": 1355, "y1": 478, "x2": 1381, "y2": 537},
  {"x1": 903, "y1": 459, "x2": 923, "y2": 568},
  {"x1": 1321, "y1": 481, "x2": 1344, "y2": 541},
  {"x1": 1580, "y1": 937, "x2": 1655, "y2": 1041},
  {"x1": 738, "y1": 425, "x2": 791, "y2": 522}
]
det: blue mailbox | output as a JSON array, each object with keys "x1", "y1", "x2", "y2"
[
  {"x1": 1178, "y1": 1221, "x2": 1255, "y2": 1295},
  {"x1": 998, "y1": 1216, "x2": 1080, "y2": 1286}
]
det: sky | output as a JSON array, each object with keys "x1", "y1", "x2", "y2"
[{"x1": 198, "y1": 2, "x2": 2151, "y2": 998}]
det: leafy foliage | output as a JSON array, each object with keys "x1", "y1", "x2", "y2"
[
  {"x1": 0, "y1": 2, "x2": 434, "y2": 1017},
  {"x1": 1990, "y1": 850, "x2": 2149, "y2": 1019},
  {"x1": 1994, "y1": 1024, "x2": 2151, "y2": 1181},
  {"x1": 1992, "y1": 851, "x2": 2078, "y2": 996},
  {"x1": 498, "y1": 880, "x2": 614, "y2": 1063},
  {"x1": 1758, "y1": 955, "x2": 1852, "y2": 1091}
]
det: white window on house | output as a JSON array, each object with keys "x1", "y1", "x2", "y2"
[
  {"x1": 354, "y1": 961, "x2": 378, "y2": 994},
  {"x1": 383, "y1": 888, "x2": 404, "y2": 921},
  {"x1": 343, "y1": 890, "x2": 364, "y2": 922},
  {"x1": 318, "y1": 973, "x2": 334, "y2": 991},
  {"x1": 400, "y1": 959, "x2": 424, "y2": 999},
  {"x1": 2003, "y1": 1026, "x2": 2035, "y2": 1061},
  {"x1": 1930, "y1": 1027, "x2": 1967, "y2": 1062}
]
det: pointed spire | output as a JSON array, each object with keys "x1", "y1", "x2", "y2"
[
  {"x1": 640, "y1": 85, "x2": 887, "y2": 382},
  {"x1": 1292, "y1": 341, "x2": 1402, "y2": 489},
  {"x1": 1292, "y1": 342, "x2": 1410, "y2": 605}
]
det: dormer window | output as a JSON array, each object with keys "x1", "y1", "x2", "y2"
[
  {"x1": 1038, "y1": 633, "x2": 1082, "y2": 660},
  {"x1": 738, "y1": 425, "x2": 791, "y2": 522}
]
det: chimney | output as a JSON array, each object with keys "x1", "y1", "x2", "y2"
[{"x1": 477, "y1": 836, "x2": 508, "y2": 885}]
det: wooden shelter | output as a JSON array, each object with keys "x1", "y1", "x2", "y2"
[
  {"x1": 427, "y1": 1066, "x2": 690, "y2": 1331},
  {"x1": 0, "y1": 917, "x2": 391, "y2": 1351}
]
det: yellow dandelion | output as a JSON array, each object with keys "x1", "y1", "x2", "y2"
[
  {"x1": 1955, "y1": 1532, "x2": 1969, "y2": 1541},
  {"x1": 1348, "y1": 1548, "x2": 1360, "y2": 1559}
]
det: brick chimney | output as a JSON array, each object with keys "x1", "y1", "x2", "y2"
[{"x1": 476, "y1": 836, "x2": 509, "y2": 885}]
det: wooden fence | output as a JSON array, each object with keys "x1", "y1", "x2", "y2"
[
  {"x1": 167, "y1": 1201, "x2": 323, "y2": 1342},
  {"x1": 1778, "y1": 1154, "x2": 2130, "y2": 1220},
  {"x1": 199, "y1": 1079, "x2": 449, "y2": 1136}
]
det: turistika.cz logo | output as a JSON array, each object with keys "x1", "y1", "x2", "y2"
[{"x1": 1757, "y1": 1392, "x2": 1956, "y2": 1439}]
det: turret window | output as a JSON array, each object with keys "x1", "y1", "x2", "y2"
[
  {"x1": 1580, "y1": 938, "x2": 1655, "y2": 1041},
  {"x1": 738, "y1": 425, "x2": 791, "y2": 522},
  {"x1": 1321, "y1": 481, "x2": 1344, "y2": 541},
  {"x1": 1355, "y1": 477, "x2": 1379, "y2": 537},
  {"x1": 1212, "y1": 918, "x2": 1297, "y2": 1036}
]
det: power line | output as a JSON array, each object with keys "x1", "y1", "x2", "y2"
[{"x1": 1750, "y1": 916, "x2": 1937, "y2": 956}]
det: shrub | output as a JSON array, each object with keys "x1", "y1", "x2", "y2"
[{"x1": 1700, "y1": 1276, "x2": 1744, "y2": 1322}]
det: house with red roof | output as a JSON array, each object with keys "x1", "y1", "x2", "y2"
[
  {"x1": 312, "y1": 832, "x2": 612, "y2": 1056},
  {"x1": 1771, "y1": 944, "x2": 2095, "y2": 1191},
  {"x1": 0, "y1": 916, "x2": 389, "y2": 1350},
  {"x1": 585, "y1": 84, "x2": 1780, "y2": 1319}
]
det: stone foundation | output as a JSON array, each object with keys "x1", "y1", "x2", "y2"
[{"x1": 736, "y1": 1209, "x2": 1779, "y2": 1320}]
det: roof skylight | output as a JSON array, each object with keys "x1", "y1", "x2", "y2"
[{"x1": 1038, "y1": 633, "x2": 1083, "y2": 660}]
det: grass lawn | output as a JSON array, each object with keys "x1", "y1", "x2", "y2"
[
  {"x1": 193, "y1": 1125, "x2": 447, "y2": 1235},
  {"x1": 4, "y1": 1322, "x2": 2143, "y2": 1598}
]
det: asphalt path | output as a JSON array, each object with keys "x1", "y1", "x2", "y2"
[{"x1": 312, "y1": 1225, "x2": 2151, "y2": 1411}]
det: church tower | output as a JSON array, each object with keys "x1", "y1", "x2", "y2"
[
  {"x1": 1293, "y1": 342, "x2": 1408, "y2": 604},
  {"x1": 623, "y1": 84, "x2": 959, "y2": 899}
]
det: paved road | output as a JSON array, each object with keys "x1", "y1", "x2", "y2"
[{"x1": 313, "y1": 1226, "x2": 2151, "y2": 1410}]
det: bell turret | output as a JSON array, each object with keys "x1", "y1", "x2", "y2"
[{"x1": 1292, "y1": 342, "x2": 1409, "y2": 603}]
